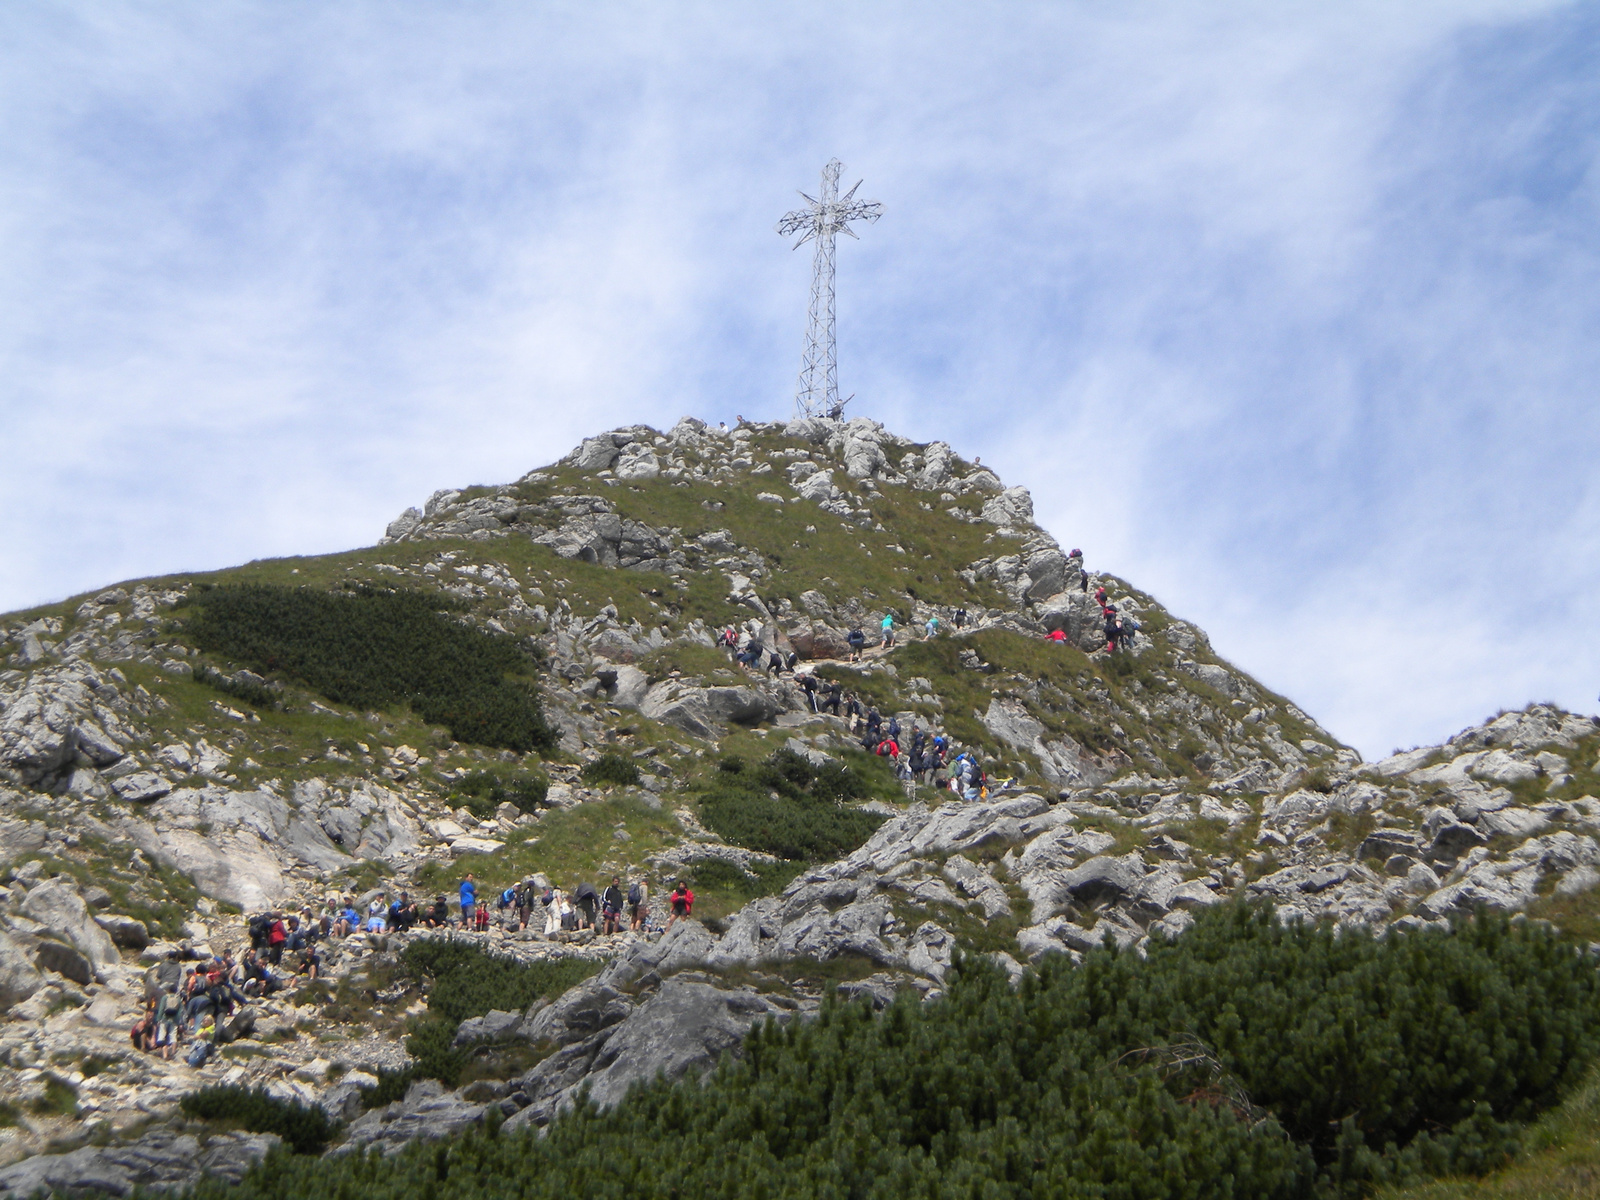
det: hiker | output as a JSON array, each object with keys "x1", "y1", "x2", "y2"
[
  {"x1": 844, "y1": 692, "x2": 863, "y2": 732},
  {"x1": 628, "y1": 877, "x2": 649, "y2": 930},
  {"x1": 459, "y1": 874, "x2": 477, "y2": 927},
  {"x1": 865, "y1": 708, "x2": 882, "y2": 740},
  {"x1": 924, "y1": 615, "x2": 939, "y2": 639},
  {"x1": 767, "y1": 647, "x2": 785, "y2": 677},
  {"x1": 542, "y1": 887, "x2": 566, "y2": 936},
  {"x1": 365, "y1": 897, "x2": 387, "y2": 934},
  {"x1": 601, "y1": 877, "x2": 625, "y2": 935},
  {"x1": 389, "y1": 893, "x2": 418, "y2": 931},
  {"x1": 847, "y1": 627, "x2": 865, "y2": 662},
  {"x1": 152, "y1": 989, "x2": 180, "y2": 1060},
  {"x1": 147, "y1": 948, "x2": 183, "y2": 999},
  {"x1": 880, "y1": 612, "x2": 896, "y2": 648},
  {"x1": 131, "y1": 998, "x2": 157, "y2": 1053},
  {"x1": 875, "y1": 736, "x2": 899, "y2": 759},
  {"x1": 1103, "y1": 605, "x2": 1122, "y2": 654},
  {"x1": 822, "y1": 679, "x2": 842, "y2": 715},
  {"x1": 424, "y1": 896, "x2": 450, "y2": 928},
  {"x1": 799, "y1": 672, "x2": 820, "y2": 711},
  {"x1": 953, "y1": 608, "x2": 968, "y2": 630},
  {"x1": 266, "y1": 913, "x2": 287, "y2": 965},
  {"x1": 1048, "y1": 628, "x2": 1067, "y2": 643},
  {"x1": 336, "y1": 901, "x2": 358, "y2": 938},
  {"x1": 574, "y1": 881, "x2": 599, "y2": 930},
  {"x1": 665, "y1": 881, "x2": 695, "y2": 930},
  {"x1": 1094, "y1": 585, "x2": 1107, "y2": 606},
  {"x1": 517, "y1": 881, "x2": 535, "y2": 931}
]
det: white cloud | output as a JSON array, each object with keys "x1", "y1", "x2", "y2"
[{"x1": 2, "y1": 1, "x2": 1596, "y2": 758}]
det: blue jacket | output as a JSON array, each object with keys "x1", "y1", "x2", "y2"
[{"x1": 459, "y1": 881, "x2": 477, "y2": 908}]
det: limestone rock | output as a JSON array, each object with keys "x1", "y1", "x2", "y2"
[
  {"x1": 0, "y1": 928, "x2": 43, "y2": 1007},
  {"x1": 20, "y1": 878, "x2": 119, "y2": 970}
]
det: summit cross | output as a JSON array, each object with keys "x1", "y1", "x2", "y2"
[{"x1": 777, "y1": 159, "x2": 883, "y2": 420}]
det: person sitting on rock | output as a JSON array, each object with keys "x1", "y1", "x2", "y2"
[
  {"x1": 131, "y1": 998, "x2": 157, "y2": 1053},
  {"x1": 238, "y1": 948, "x2": 282, "y2": 999},
  {"x1": 389, "y1": 893, "x2": 418, "y2": 932},
  {"x1": 335, "y1": 902, "x2": 358, "y2": 938},
  {"x1": 284, "y1": 916, "x2": 307, "y2": 954},
  {"x1": 365, "y1": 897, "x2": 388, "y2": 934},
  {"x1": 295, "y1": 946, "x2": 322, "y2": 981},
  {"x1": 425, "y1": 896, "x2": 450, "y2": 928}
]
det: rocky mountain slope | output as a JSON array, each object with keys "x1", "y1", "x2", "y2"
[{"x1": 0, "y1": 414, "x2": 1597, "y2": 1194}]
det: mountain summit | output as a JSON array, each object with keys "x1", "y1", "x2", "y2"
[{"x1": 0, "y1": 413, "x2": 1597, "y2": 1193}]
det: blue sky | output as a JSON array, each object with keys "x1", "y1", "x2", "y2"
[{"x1": 2, "y1": 2, "x2": 1597, "y2": 759}]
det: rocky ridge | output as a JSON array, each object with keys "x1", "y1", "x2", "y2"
[{"x1": 0, "y1": 414, "x2": 1597, "y2": 1193}]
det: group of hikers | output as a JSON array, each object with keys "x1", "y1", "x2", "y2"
[
  {"x1": 717, "y1": 607, "x2": 973, "y2": 675},
  {"x1": 129, "y1": 872, "x2": 701, "y2": 1069}
]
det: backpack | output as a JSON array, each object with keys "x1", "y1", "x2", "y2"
[
  {"x1": 499, "y1": 889, "x2": 515, "y2": 909},
  {"x1": 628, "y1": 883, "x2": 642, "y2": 906}
]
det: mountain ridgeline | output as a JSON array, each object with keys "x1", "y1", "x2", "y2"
[{"x1": 0, "y1": 413, "x2": 1598, "y2": 1199}]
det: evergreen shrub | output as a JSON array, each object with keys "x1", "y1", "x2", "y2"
[
  {"x1": 698, "y1": 749, "x2": 885, "y2": 861},
  {"x1": 580, "y1": 752, "x2": 641, "y2": 788},
  {"x1": 397, "y1": 940, "x2": 602, "y2": 1084},
  {"x1": 183, "y1": 906, "x2": 1600, "y2": 1200},
  {"x1": 451, "y1": 770, "x2": 549, "y2": 819},
  {"x1": 179, "y1": 1085, "x2": 334, "y2": 1154},
  {"x1": 183, "y1": 584, "x2": 555, "y2": 752}
]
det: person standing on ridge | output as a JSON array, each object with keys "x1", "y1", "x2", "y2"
[{"x1": 459, "y1": 874, "x2": 477, "y2": 929}]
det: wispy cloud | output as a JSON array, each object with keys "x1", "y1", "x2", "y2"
[{"x1": 1, "y1": 2, "x2": 1595, "y2": 758}]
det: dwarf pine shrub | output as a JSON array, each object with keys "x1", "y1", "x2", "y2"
[
  {"x1": 183, "y1": 584, "x2": 555, "y2": 752},
  {"x1": 179, "y1": 1084, "x2": 334, "y2": 1155},
  {"x1": 183, "y1": 906, "x2": 1600, "y2": 1199},
  {"x1": 580, "y1": 752, "x2": 641, "y2": 788},
  {"x1": 698, "y1": 748, "x2": 885, "y2": 862}
]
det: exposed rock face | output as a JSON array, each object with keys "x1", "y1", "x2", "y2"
[
  {"x1": 0, "y1": 1129, "x2": 278, "y2": 1196},
  {"x1": 20, "y1": 880, "x2": 119, "y2": 972}
]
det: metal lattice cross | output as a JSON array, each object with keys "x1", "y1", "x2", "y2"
[{"x1": 777, "y1": 160, "x2": 883, "y2": 419}]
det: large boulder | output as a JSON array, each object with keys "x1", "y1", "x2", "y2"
[
  {"x1": 0, "y1": 928, "x2": 43, "y2": 1007},
  {"x1": 0, "y1": 1129, "x2": 278, "y2": 1196},
  {"x1": 19, "y1": 878, "x2": 119, "y2": 970}
]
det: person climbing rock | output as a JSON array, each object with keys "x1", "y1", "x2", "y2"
[
  {"x1": 924, "y1": 615, "x2": 939, "y2": 639},
  {"x1": 881, "y1": 612, "x2": 896, "y2": 648},
  {"x1": 1103, "y1": 605, "x2": 1122, "y2": 654},
  {"x1": 847, "y1": 626, "x2": 865, "y2": 662}
]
